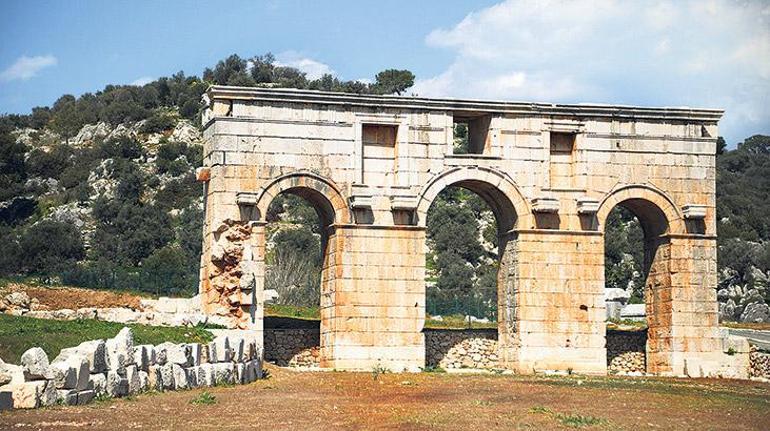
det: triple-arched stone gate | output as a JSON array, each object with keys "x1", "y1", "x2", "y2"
[{"x1": 198, "y1": 86, "x2": 728, "y2": 376}]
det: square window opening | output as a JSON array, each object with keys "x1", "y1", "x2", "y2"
[{"x1": 453, "y1": 114, "x2": 491, "y2": 155}]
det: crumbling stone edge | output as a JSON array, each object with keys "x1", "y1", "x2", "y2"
[{"x1": 0, "y1": 327, "x2": 262, "y2": 410}]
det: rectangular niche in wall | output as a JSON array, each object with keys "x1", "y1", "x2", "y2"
[
  {"x1": 362, "y1": 124, "x2": 398, "y2": 185},
  {"x1": 549, "y1": 132, "x2": 576, "y2": 190},
  {"x1": 452, "y1": 113, "x2": 491, "y2": 155}
]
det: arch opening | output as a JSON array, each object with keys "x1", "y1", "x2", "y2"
[
  {"x1": 604, "y1": 197, "x2": 672, "y2": 375},
  {"x1": 261, "y1": 187, "x2": 337, "y2": 368},
  {"x1": 422, "y1": 179, "x2": 519, "y2": 371}
]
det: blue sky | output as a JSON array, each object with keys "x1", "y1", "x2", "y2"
[{"x1": 1, "y1": 0, "x2": 768, "y2": 145}]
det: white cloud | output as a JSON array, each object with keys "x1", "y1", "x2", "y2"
[
  {"x1": 130, "y1": 76, "x2": 154, "y2": 86},
  {"x1": 414, "y1": 0, "x2": 770, "y2": 143},
  {"x1": 274, "y1": 51, "x2": 335, "y2": 80},
  {"x1": 0, "y1": 55, "x2": 58, "y2": 81}
]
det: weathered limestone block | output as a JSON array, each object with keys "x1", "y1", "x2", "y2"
[
  {"x1": 138, "y1": 370, "x2": 149, "y2": 392},
  {"x1": 209, "y1": 336, "x2": 232, "y2": 363},
  {"x1": 46, "y1": 361, "x2": 76, "y2": 389},
  {"x1": 133, "y1": 345, "x2": 155, "y2": 372},
  {"x1": 56, "y1": 389, "x2": 78, "y2": 406},
  {"x1": 147, "y1": 365, "x2": 163, "y2": 391},
  {"x1": 0, "y1": 388, "x2": 12, "y2": 411},
  {"x1": 188, "y1": 343, "x2": 202, "y2": 366},
  {"x1": 198, "y1": 363, "x2": 215, "y2": 387},
  {"x1": 106, "y1": 328, "x2": 135, "y2": 373},
  {"x1": 8, "y1": 381, "x2": 56, "y2": 408},
  {"x1": 125, "y1": 365, "x2": 141, "y2": 395},
  {"x1": 57, "y1": 339, "x2": 107, "y2": 373},
  {"x1": 76, "y1": 389, "x2": 95, "y2": 405},
  {"x1": 156, "y1": 342, "x2": 191, "y2": 366},
  {"x1": 171, "y1": 364, "x2": 188, "y2": 390},
  {"x1": 105, "y1": 371, "x2": 128, "y2": 397},
  {"x1": 212, "y1": 362, "x2": 235, "y2": 385},
  {"x1": 89, "y1": 373, "x2": 107, "y2": 396},
  {"x1": 159, "y1": 364, "x2": 175, "y2": 390},
  {"x1": 20, "y1": 347, "x2": 49, "y2": 380}
]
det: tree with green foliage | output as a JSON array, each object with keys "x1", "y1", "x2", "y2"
[
  {"x1": 372, "y1": 69, "x2": 415, "y2": 95},
  {"x1": 18, "y1": 220, "x2": 85, "y2": 280}
]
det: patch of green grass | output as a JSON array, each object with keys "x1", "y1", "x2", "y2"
[
  {"x1": 529, "y1": 405, "x2": 552, "y2": 414},
  {"x1": 421, "y1": 365, "x2": 446, "y2": 373},
  {"x1": 555, "y1": 413, "x2": 606, "y2": 428},
  {"x1": 0, "y1": 314, "x2": 214, "y2": 363},
  {"x1": 529, "y1": 405, "x2": 606, "y2": 428},
  {"x1": 189, "y1": 391, "x2": 217, "y2": 405},
  {"x1": 425, "y1": 314, "x2": 497, "y2": 329},
  {"x1": 371, "y1": 363, "x2": 390, "y2": 380},
  {"x1": 265, "y1": 304, "x2": 320, "y2": 320}
]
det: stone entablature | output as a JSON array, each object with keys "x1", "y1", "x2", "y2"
[{"x1": 199, "y1": 86, "x2": 735, "y2": 376}]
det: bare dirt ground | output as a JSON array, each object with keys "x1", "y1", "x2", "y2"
[
  {"x1": 2, "y1": 365, "x2": 769, "y2": 431},
  {"x1": 2, "y1": 282, "x2": 144, "y2": 310}
]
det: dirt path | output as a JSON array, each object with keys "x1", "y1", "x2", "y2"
[
  {"x1": 2, "y1": 366, "x2": 769, "y2": 430},
  {"x1": 2, "y1": 283, "x2": 144, "y2": 310}
]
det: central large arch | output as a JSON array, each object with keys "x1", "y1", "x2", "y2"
[{"x1": 416, "y1": 167, "x2": 530, "y2": 369}]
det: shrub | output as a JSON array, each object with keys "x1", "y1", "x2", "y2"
[
  {"x1": 18, "y1": 220, "x2": 85, "y2": 279},
  {"x1": 139, "y1": 112, "x2": 177, "y2": 134}
]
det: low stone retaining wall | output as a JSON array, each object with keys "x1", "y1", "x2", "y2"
[
  {"x1": 606, "y1": 330, "x2": 646, "y2": 375},
  {"x1": 0, "y1": 328, "x2": 262, "y2": 410},
  {"x1": 264, "y1": 329, "x2": 319, "y2": 367},
  {"x1": 263, "y1": 327, "x2": 652, "y2": 372},
  {"x1": 425, "y1": 329, "x2": 499, "y2": 369},
  {"x1": 749, "y1": 346, "x2": 770, "y2": 379},
  {"x1": 21, "y1": 295, "x2": 233, "y2": 328}
]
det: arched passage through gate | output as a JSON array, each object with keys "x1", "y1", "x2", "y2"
[
  {"x1": 598, "y1": 185, "x2": 684, "y2": 374},
  {"x1": 416, "y1": 168, "x2": 527, "y2": 369},
  {"x1": 256, "y1": 173, "x2": 351, "y2": 368}
]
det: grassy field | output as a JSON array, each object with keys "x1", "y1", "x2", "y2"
[{"x1": 0, "y1": 314, "x2": 214, "y2": 363}]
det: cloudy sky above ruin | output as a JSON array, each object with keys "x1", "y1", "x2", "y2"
[{"x1": 1, "y1": 0, "x2": 768, "y2": 144}]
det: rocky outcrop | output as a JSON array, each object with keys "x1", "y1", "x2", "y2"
[
  {"x1": 0, "y1": 327, "x2": 262, "y2": 410},
  {"x1": 718, "y1": 266, "x2": 770, "y2": 323}
]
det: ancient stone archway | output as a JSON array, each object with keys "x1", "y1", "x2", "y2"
[{"x1": 199, "y1": 86, "x2": 726, "y2": 375}]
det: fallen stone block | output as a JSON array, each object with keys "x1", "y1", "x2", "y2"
[
  {"x1": 209, "y1": 337, "x2": 232, "y2": 363},
  {"x1": 76, "y1": 389, "x2": 94, "y2": 405},
  {"x1": 147, "y1": 365, "x2": 163, "y2": 391},
  {"x1": 159, "y1": 364, "x2": 175, "y2": 391},
  {"x1": 89, "y1": 373, "x2": 107, "y2": 397},
  {"x1": 165, "y1": 343, "x2": 192, "y2": 367},
  {"x1": 212, "y1": 362, "x2": 235, "y2": 386},
  {"x1": 0, "y1": 362, "x2": 25, "y2": 385},
  {"x1": 133, "y1": 345, "x2": 155, "y2": 372},
  {"x1": 188, "y1": 343, "x2": 202, "y2": 366},
  {"x1": 0, "y1": 388, "x2": 12, "y2": 411},
  {"x1": 230, "y1": 338, "x2": 245, "y2": 363},
  {"x1": 8, "y1": 381, "x2": 56, "y2": 409},
  {"x1": 46, "y1": 361, "x2": 76, "y2": 389},
  {"x1": 56, "y1": 389, "x2": 78, "y2": 406},
  {"x1": 171, "y1": 364, "x2": 188, "y2": 390},
  {"x1": 106, "y1": 371, "x2": 128, "y2": 398},
  {"x1": 21, "y1": 347, "x2": 49, "y2": 380},
  {"x1": 234, "y1": 363, "x2": 245, "y2": 384},
  {"x1": 106, "y1": 327, "x2": 135, "y2": 373},
  {"x1": 57, "y1": 340, "x2": 107, "y2": 373},
  {"x1": 125, "y1": 365, "x2": 141, "y2": 395},
  {"x1": 138, "y1": 370, "x2": 149, "y2": 392},
  {"x1": 198, "y1": 363, "x2": 214, "y2": 387}
]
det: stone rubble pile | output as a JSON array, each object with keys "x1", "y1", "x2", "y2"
[
  {"x1": 606, "y1": 330, "x2": 647, "y2": 375},
  {"x1": 0, "y1": 327, "x2": 262, "y2": 410},
  {"x1": 425, "y1": 330, "x2": 499, "y2": 369},
  {"x1": 749, "y1": 346, "x2": 770, "y2": 380},
  {"x1": 264, "y1": 329, "x2": 320, "y2": 367}
]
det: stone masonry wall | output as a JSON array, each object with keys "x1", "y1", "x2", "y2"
[
  {"x1": 425, "y1": 329, "x2": 499, "y2": 369},
  {"x1": 749, "y1": 346, "x2": 770, "y2": 380},
  {"x1": 265, "y1": 328, "x2": 651, "y2": 372},
  {"x1": 264, "y1": 329, "x2": 319, "y2": 368},
  {"x1": 0, "y1": 328, "x2": 261, "y2": 411},
  {"x1": 606, "y1": 330, "x2": 646, "y2": 375}
]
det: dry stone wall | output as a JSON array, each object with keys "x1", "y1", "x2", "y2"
[
  {"x1": 425, "y1": 329, "x2": 499, "y2": 370},
  {"x1": 606, "y1": 330, "x2": 646, "y2": 375},
  {"x1": 0, "y1": 328, "x2": 262, "y2": 411},
  {"x1": 264, "y1": 329, "x2": 319, "y2": 367},
  {"x1": 749, "y1": 346, "x2": 770, "y2": 380}
]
